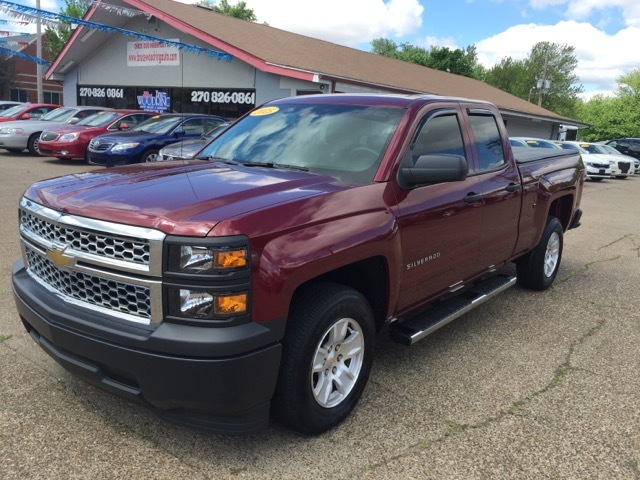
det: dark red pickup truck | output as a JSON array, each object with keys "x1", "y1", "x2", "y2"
[{"x1": 12, "y1": 94, "x2": 584, "y2": 435}]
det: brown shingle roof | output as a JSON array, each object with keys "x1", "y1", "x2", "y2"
[{"x1": 62, "y1": 0, "x2": 586, "y2": 125}]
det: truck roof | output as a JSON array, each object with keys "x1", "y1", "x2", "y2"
[{"x1": 267, "y1": 93, "x2": 496, "y2": 109}]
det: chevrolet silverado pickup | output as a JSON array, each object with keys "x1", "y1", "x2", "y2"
[{"x1": 12, "y1": 93, "x2": 584, "y2": 435}]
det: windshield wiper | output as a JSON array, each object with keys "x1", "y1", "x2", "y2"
[
  {"x1": 242, "y1": 161, "x2": 309, "y2": 172},
  {"x1": 208, "y1": 156, "x2": 239, "y2": 165}
]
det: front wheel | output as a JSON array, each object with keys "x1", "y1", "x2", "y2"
[
  {"x1": 140, "y1": 150, "x2": 159, "y2": 163},
  {"x1": 516, "y1": 216, "x2": 563, "y2": 291},
  {"x1": 273, "y1": 282, "x2": 375, "y2": 435}
]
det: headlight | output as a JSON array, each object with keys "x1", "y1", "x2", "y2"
[
  {"x1": 111, "y1": 142, "x2": 140, "y2": 152},
  {"x1": 169, "y1": 289, "x2": 248, "y2": 318},
  {"x1": 168, "y1": 245, "x2": 248, "y2": 274},
  {"x1": 0, "y1": 128, "x2": 24, "y2": 135},
  {"x1": 59, "y1": 132, "x2": 79, "y2": 142}
]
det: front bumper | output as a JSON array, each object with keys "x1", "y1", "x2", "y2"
[
  {"x1": 12, "y1": 260, "x2": 283, "y2": 434},
  {"x1": 38, "y1": 141, "x2": 86, "y2": 159},
  {"x1": 86, "y1": 149, "x2": 140, "y2": 167}
]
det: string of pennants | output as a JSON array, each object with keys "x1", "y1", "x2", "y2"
[
  {"x1": 0, "y1": 46, "x2": 50, "y2": 65},
  {"x1": 0, "y1": 0, "x2": 233, "y2": 65}
]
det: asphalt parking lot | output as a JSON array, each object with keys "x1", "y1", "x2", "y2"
[{"x1": 1, "y1": 151, "x2": 639, "y2": 479}]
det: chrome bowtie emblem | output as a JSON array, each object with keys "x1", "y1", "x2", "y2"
[{"x1": 46, "y1": 245, "x2": 76, "y2": 269}]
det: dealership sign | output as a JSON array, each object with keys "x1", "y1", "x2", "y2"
[
  {"x1": 127, "y1": 40, "x2": 180, "y2": 66},
  {"x1": 137, "y1": 90, "x2": 171, "y2": 113}
]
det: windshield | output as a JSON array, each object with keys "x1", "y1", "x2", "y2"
[
  {"x1": 199, "y1": 103, "x2": 403, "y2": 184},
  {"x1": 133, "y1": 116, "x2": 183, "y2": 134},
  {"x1": 40, "y1": 107, "x2": 77, "y2": 122},
  {"x1": 77, "y1": 111, "x2": 121, "y2": 127},
  {"x1": 0, "y1": 104, "x2": 28, "y2": 117}
]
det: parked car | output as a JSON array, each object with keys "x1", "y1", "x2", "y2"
[
  {"x1": 554, "y1": 141, "x2": 612, "y2": 181},
  {"x1": 0, "y1": 106, "x2": 110, "y2": 155},
  {"x1": 605, "y1": 138, "x2": 640, "y2": 161},
  {"x1": 86, "y1": 113, "x2": 226, "y2": 167},
  {"x1": 563, "y1": 141, "x2": 632, "y2": 179},
  {"x1": 0, "y1": 101, "x2": 22, "y2": 112},
  {"x1": 509, "y1": 137, "x2": 562, "y2": 149},
  {"x1": 0, "y1": 103, "x2": 61, "y2": 123},
  {"x1": 600, "y1": 144, "x2": 639, "y2": 174},
  {"x1": 156, "y1": 122, "x2": 230, "y2": 161},
  {"x1": 38, "y1": 110, "x2": 157, "y2": 161}
]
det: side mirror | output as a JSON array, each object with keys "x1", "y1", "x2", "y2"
[
  {"x1": 20, "y1": 113, "x2": 30, "y2": 120},
  {"x1": 118, "y1": 123, "x2": 130, "y2": 131},
  {"x1": 173, "y1": 128, "x2": 185, "y2": 137},
  {"x1": 400, "y1": 154, "x2": 468, "y2": 188},
  {"x1": 68, "y1": 117, "x2": 80, "y2": 124}
]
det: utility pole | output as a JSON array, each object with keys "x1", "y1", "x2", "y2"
[
  {"x1": 537, "y1": 54, "x2": 549, "y2": 107},
  {"x1": 36, "y1": 0, "x2": 43, "y2": 102}
]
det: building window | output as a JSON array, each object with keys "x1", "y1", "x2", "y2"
[
  {"x1": 43, "y1": 92, "x2": 61, "y2": 104},
  {"x1": 10, "y1": 89, "x2": 27, "y2": 102}
]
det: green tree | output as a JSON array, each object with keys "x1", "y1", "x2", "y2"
[
  {"x1": 483, "y1": 41, "x2": 583, "y2": 118},
  {"x1": 196, "y1": 0, "x2": 257, "y2": 21},
  {"x1": 578, "y1": 70, "x2": 640, "y2": 140},
  {"x1": 43, "y1": 0, "x2": 88, "y2": 60},
  {"x1": 370, "y1": 38, "x2": 484, "y2": 79},
  {"x1": 0, "y1": 53, "x2": 16, "y2": 97}
]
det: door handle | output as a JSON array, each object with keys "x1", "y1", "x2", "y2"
[
  {"x1": 463, "y1": 193, "x2": 483, "y2": 204},
  {"x1": 505, "y1": 183, "x2": 521, "y2": 192}
]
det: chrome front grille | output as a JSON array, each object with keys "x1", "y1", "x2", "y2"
[
  {"x1": 19, "y1": 197, "x2": 165, "y2": 324},
  {"x1": 20, "y1": 210, "x2": 150, "y2": 266},
  {"x1": 26, "y1": 249, "x2": 152, "y2": 320},
  {"x1": 88, "y1": 139, "x2": 114, "y2": 152},
  {"x1": 40, "y1": 131, "x2": 59, "y2": 142}
]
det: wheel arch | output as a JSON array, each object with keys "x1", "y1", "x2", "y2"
[
  {"x1": 288, "y1": 256, "x2": 389, "y2": 333},
  {"x1": 547, "y1": 193, "x2": 575, "y2": 230}
]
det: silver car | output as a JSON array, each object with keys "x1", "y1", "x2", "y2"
[{"x1": 0, "y1": 106, "x2": 112, "y2": 155}]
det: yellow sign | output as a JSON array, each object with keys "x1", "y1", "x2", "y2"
[{"x1": 250, "y1": 106, "x2": 279, "y2": 116}]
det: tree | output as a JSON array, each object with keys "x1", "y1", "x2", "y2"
[
  {"x1": 0, "y1": 54, "x2": 16, "y2": 97},
  {"x1": 370, "y1": 38, "x2": 484, "y2": 79},
  {"x1": 196, "y1": 0, "x2": 257, "y2": 21},
  {"x1": 577, "y1": 70, "x2": 640, "y2": 141},
  {"x1": 43, "y1": 0, "x2": 88, "y2": 60},
  {"x1": 483, "y1": 42, "x2": 583, "y2": 118}
]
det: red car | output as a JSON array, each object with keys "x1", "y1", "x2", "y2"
[
  {"x1": 0, "y1": 103, "x2": 60, "y2": 123},
  {"x1": 38, "y1": 109, "x2": 156, "y2": 160}
]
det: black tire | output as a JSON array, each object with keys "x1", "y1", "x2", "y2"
[
  {"x1": 516, "y1": 216, "x2": 563, "y2": 291},
  {"x1": 140, "y1": 150, "x2": 159, "y2": 163},
  {"x1": 615, "y1": 176, "x2": 627, "y2": 179},
  {"x1": 27, "y1": 133, "x2": 41, "y2": 155},
  {"x1": 590, "y1": 177, "x2": 603, "y2": 182},
  {"x1": 272, "y1": 282, "x2": 375, "y2": 435}
]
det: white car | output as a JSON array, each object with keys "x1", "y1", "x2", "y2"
[
  {"x1": 509, "y1": 137, "x2": 562, "y2": 149},
  {"x1": 600, "y1": 144, "x2": 639, "y2": 175},
  {"x1": 554, "y1": 141, "x2": 612, "y2": 181},
  {"x1": 0, "y1": 106, "x2": 112, "y2": 155},
  {"x1": 561, "y1": 141, "x2": 632, "y2": 179}
]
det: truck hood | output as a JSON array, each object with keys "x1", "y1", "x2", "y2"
[{"x1": 24, "y1": 161, "x2": 338, "y2": 236}]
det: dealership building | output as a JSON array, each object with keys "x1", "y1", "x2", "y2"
[{"x1": 46, "y1": 0, "x2": 585, "y2": 137}]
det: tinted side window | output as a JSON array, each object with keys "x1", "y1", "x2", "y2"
[
  {"x1": 468, "y1": 113, "x2": 505, "y2": 171},
  {"x1": 409, "y1": 113, "x2": 465, "y2": 162}
]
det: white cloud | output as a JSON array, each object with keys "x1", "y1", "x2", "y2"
[
  {"x1": 424, "y1": 36, "x2": 459, "y2": 49},
  {"x1": 476, "y1": 20, "x2": 640, "y2": 94},
  {"x1": 239, "y1": 0, "x2": 424, "y2": 46},
  {"x1": 529, "y1": 0, "x2": 640, "y2": 27}
]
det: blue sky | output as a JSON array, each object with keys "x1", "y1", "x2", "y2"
[{"x1": 3, "y1": 0, "x2": 640, "y2": 98}]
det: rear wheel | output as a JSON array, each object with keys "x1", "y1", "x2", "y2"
[
  {"x1": 27, "y1": 133, "x2": 41, "y2": 155},
  {"x1": 273, "y1": 282, "x2": 375, "y2": 435},
  {"x1": 516, "y1": 216, "x2": 563, "y2": 291},
  {"x1": 590, "y1": 177, "x2": 603, "y2": 182}
]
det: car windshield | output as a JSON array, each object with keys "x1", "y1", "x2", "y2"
[
  {"x1": 564, "y1": 143, "x2": 588, "y2": 154},
  {"x1": 40, "y1": 107, "x2": 77, "y2": 122},
  {"x1": 199, "y1": 103, "x2": 403, "y2": 184},
  {"x1": 77, "y1": 111, "x2": 122, "y2": 127},
  {"x1": 0, "y1": 104, "x2": 28, "y2": 117},
  {"x1": 601, "y1": 145, "x2": 621, "y2": 155},
  {"x1": 133, "y1": 116, "x2": 183, "y2": 134}
]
